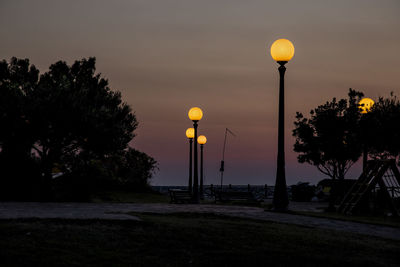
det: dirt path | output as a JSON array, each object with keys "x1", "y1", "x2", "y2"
[{"x1": 0, "y1": 202, "x2": 399, "y2": 241}]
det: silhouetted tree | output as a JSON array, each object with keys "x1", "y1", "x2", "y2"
[
  {"x1": 359, "y1": 93, "x2": 400, "y2": 161},
  {"x1": 0, "y1": 58, "x2": 41, "y2": 199},
  {"x1": 52, "y1": 148, "x2": 158, "y2": 201},
  {"x1": 0, "y1": 57, "x2": 156, "y2": 200},
  {"x1": 116, "y1": 148, "x2": 158, "y2": 190},
  {"x1": 30, "y1": 58, "x2": 138, "y2": 195},
  {"x1": 293, "y1": 89, "x2": 364, "y2": 180}
]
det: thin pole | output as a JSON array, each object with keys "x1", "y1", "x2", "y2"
[
  {"x1": 193, "y1": 121, "x2": 199, "y2": 203},
  {"x1": 188, "y1": 138, "x2": 193, "y2": 193},
  {"x1": 222, "y1": 128, "x2": 228, "y2": 160},
  {"x1": 273, "y1": 61, "x2": 289, "y2": 211},
  {"x1": 220, "y1": 128, "x2": 228, "y2": 189},
  {"x1": 200, "y1": 144, "x2": 204, "y2": 199},
  {"x1": 220, "y1": 170, "x2": 224, "y2": 189},
  {"x1": 219, "y1": 128, "x2": 235, "y2": 189},
  {"x1": 221, "y1": 171, "x2": 224, "y2": 189}
]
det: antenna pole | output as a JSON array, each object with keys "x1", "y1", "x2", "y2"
[
  {"x1": 219, "y1": 128, "x2": 228, "y2": 189},
  {"x1": 222, "y1": 128, "x2": 228, "y2": 161}
]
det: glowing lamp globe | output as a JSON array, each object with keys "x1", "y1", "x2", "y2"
[
  {"x1": 359, "y1": 98, "x2": 375, "y2": 114},
  {"x1": 188, "y1": 107, "x2": 203, "y2": 121},
  {"x1": 186, "y1": 128, "x2": 194, "y2": 139},
  {"x1": 198, "y1": 135, "x2": 207, "y2": 145},
  {"x1": 270, "y1": 39, "x2": 295, "y2": 62}
]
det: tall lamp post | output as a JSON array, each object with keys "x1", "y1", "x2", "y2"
[
  {"x1": 359, "y1": 97, "x2": 374, "y2": 171},
  {"x1": 188, "y1": 107, "x2": 203, "y2": 203},
  {"x1": 198, "y1": 135, "x2": 207, "y2": 199},
  {"x1": 186, "y1": 128, "x2": 195, "y2": 193},
  {"x1": 270, "y1": 38, "x2": 295, "y2": 211}
]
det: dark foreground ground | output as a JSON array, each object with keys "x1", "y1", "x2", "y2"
[{"x1": 0, "y1": 213, "x2": 399, "y2": 267}]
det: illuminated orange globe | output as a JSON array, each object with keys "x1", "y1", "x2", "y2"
[
  {"x1": 359, "y1": 98, "x2": 375, "y2": 114},
  {"x1": 188, "y1": 107, "x2": 203, "y2": 121},
  {"x1": 186, "y1": 128, "x2": 194, "y2": 139},
  {"x1": 198, "y1": 135, "x2": 207, "y2": 145},
  {"x1": 270, "y1": 39, "x2": 295, "y2": 62}
]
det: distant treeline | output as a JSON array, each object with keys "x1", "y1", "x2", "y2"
[{"x1": 0, "y1": 57, "x2": 157, "y2": 201}]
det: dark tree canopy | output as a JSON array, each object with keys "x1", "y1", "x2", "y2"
[
  {"x1": 0, "y1": 58, "x2": 40, "y2": 200},
  {"x1": 0, "y1": 57, "x2": 156, "y2": 200},
  {"x1": 31, "y1": 58, "x2": 138, "y2": 178},
  {"x1": 0, "y1": 58, "x2": 39, "y2": 155},
  {"x1": 102, "y1": 148, "x2": 158, "y2": 190},
  {"x1": 293, "y1": 89, "x2": 364, "y2": 180},
  {"x1": 360, "y1": 94, "x2": 400, "y2": 161}
]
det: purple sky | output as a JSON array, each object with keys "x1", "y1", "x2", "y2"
[{"x1": 1, "y1": 0, "x2": 399, "y2": 185}]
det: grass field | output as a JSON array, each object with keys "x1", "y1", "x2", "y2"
[
  {"x1": 91, "y1": 190, "x2": 170, "y2": 203},
  {"x1": 0, "y1": 213, "x2": 399, "y2": 267},
  {"x1": 291, "y1": 210, "x2": 400, "y2": 228}
]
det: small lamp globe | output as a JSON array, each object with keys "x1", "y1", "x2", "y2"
[
  {"x1": 198, "y1": 135, "x2": 207, "y2": 145},
  {"x1": 270, "y1": 39, "x2": 295, "y2": 62},
  {"x1": 188, "y1": 107, "x2": 203, "y2": 121},
  {"x1": 359, "y1": 98, "x2": 375, "y2": 114},
  {"x1": 186, "y1": 128, "x2": 194, "y2": 139}
]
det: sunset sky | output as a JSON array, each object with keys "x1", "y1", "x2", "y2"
[{"x1": 1, "y1": 0, "x2": 399, "y2": 186}]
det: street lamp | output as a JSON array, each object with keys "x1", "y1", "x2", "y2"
[
  {"x1": 198, "y1": 135, "x2": 207, "y2": 199},
  {"x1": 359, "y1": 97, "x2": 375, "y2": 171},
  {"x1": 359, "y1": 97, "x2": 374, "y2": 114},
  {"x1": 186, "y1": 128, "x2": 195, "y2": 193},
  {"x1": 270, "y1": 38, "x2": 295, "y2": 211},
  {"x1": 188, "y1": 107, "x2": 203, "y2": 203}
]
